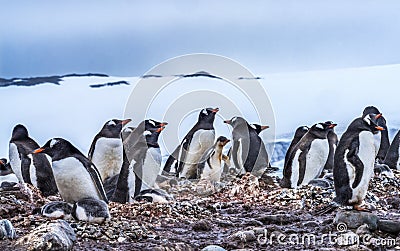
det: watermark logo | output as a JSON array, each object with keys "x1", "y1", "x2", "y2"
[
  {"x1": 123, "y1": 54, "x2": 276, "y2": 188},
  {"x1": 256, "y1": 222, "x2": 397, "y2": 248}
]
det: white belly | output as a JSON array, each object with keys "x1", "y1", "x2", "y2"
[
  {"x1": 373, "y1": 132, "x2": 381, "y2": 156},
  {"x1": 9, "y1": 143, "x2": 23, "y2": 182},
  {"x1": 201, "y1": 156, "x2": 222, "y2": 182},
  {"x1": 290, "y1": 149, "x2": 302, "y2": 188},
  {"x1": 397, "y1": 144, "x2": 400, "y2": 170},
  {"x1": 141, "y1": 148, "x2": 161, "y2": 190},
  {"x1": 52, "y1": 157, "x2": 101, "y2": 203},
  {"x1": 180, "y1": 129, "x2": 215, "y2": 178},
  {"x1": 91, "y1": 138, "x2": 123, "y2": 181},
  {"x1": 127, "y1": 160, "x2": 136, "y2": 203},
  {"x1": 28, "y1": 154, "x2": 37, "y2": 187},
  {"x1": 346, "y1": 131, "x2": 376, "y2": 204},
  {"x1": 301, "y1": 139, "x2": 329, "y2": 186}
]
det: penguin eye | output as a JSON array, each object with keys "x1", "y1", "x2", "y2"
[{"x1": 50, "y1": 139, "x2": 59, "y2": 148}]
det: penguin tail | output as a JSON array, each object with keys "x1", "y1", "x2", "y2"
[{"x1": 313, "y1": 202, "x2": 339, "y2": 216}]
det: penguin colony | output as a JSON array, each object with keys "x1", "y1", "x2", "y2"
[{"x1": 1, "y1": 105, "x2": 398, "y2": 223}]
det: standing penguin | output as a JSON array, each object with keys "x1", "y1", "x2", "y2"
[
  {"x1": 88, "y1": 119, "x2": 131, "y2": 182},
  {"x1": 280, "y1": 122, "x2": 333, "y2": 188},
  {"x1": 9, "y1": 124, "x2": 58, "y2": 196},
  {"x1": 163, "y1": 107, "x2": 219, "y2": 179},
  {"x1": 112, "y1": 119, "x2": 167, "y2": 203},
  {"x1": 322, "y1": 121, "x2": 338, "y2": 172},
  {"x1": 284, "y1": 126, "x2": 309, "y2": 167},
  {"x1": 333, "y1": 113, "x2": 384, "y2": 210},
  {"x1": 197, "y1": 136, "x2": 230, "y2": 182},
  {"x1": 0, "y1": 158, "x2": 18, "y2": 188},
  {"x1": 383, "y1": 129, "x2": 400, "y2": 170},
  {"x1": 224, "y1": 117, "x2": 269, "y2": 176},
  {"x1": 362, "y1": 106, "x2": 389, "y2": 162},
  {"x1": 33, "y1": 138, "x2": 107, "y2": 203}
]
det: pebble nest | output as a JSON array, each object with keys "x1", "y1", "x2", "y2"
[{"x1": 0, "y1": 170, "x2": 399, "y2": 250}]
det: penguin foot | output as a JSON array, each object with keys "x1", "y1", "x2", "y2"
[{"x1": 353, "y1": 205, "x2": 371, "y2": 212}]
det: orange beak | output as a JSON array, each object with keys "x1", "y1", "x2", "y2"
[
  {"x1": 121, "y1": 119, "x2": 132, "y2": 125},
  {"x1": 33, "y1": 148, "x2": 45, "y2": 154},
  {"x1": 375, "y1": 126, "x2": 384, "y2": 131},
  {"x1": 260, "y1": 125, "x2": 270, "y2": 130},
  {"x1": 0, "y1": 159, "x2": 4, "y2": 165},
  {"x1": 159, "y1": 122, "x2": 168, "y2": 127},
  {"x1": 212, "y1": 108, "x2": 219, "y2": 113},
  {"x1": 329, "y1": 124, "x2": 337, "y2": 128},
  {"x1": 224, "y1": 139, "x2": 231, "y2": 144},
  {"x1": 156, "y1": 127, "x2": 165, "y2": 133},
  {"x1": 375, "y1": 113, "x2": 382, "y2": 119}
]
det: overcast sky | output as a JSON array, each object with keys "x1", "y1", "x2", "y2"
[{"x1": 1, "y1": 1, "x2": 400, "y2": 78}]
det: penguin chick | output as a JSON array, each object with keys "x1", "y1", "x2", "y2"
[
  {"x1": 41, "y1": 201, "x2": 73, "y2": 219},
  {"x1": 198, "y1": 136, "x2": 231, "y2": 182}
]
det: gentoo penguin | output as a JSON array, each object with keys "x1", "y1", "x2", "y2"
[
  {"x1": 112, "y1": 119, "x2": 167, "y2": 203},
  {"x1": 88, "y1": 119, "x2": 131, "y2": 182},
  {"x1": 223, "y1": 123, "x2": 268, "y2": 174},
  {"x1": 163, "y1": 107, "x2": 219, "y2": 179},
  {"x1": 323, "y1": 121, "x2": 338, "y2": 172},
  {"x1": 384, "y1": 129, "x2": 400, "y2": 170},
  {"x1": 362, "y1": 106, "x2": 389, "y2": 162},
  {"x1": 72, "y1": 198, "x2": 110, "y2": 223},
  {"x1": 9, "y1": 124, "x2": 58, "y2": 196},
  {"x1": 284, "y1": 126, "x2": 309, "y2": 167},
  {"x1": 197, "y1": 136, "x2": 230, "y2": 182},
  {"x1": 224, "y1": 117, "x2": 269, "y2": 176},
  {"x1": 134, "y1": 188, "x2": 173, "y2": 203},
  {"x1": 280, "y1": 122, "x2": 333, "y2": 188},
  {"x1": 41, "y1": 201, "x2": 73, "y2": 219},
  {"x1": 333, "y1": 113, "x2": 384, "y2": 210},
  {"x1": 33, "y1": 138, "x2": 108, "y2": 204},
  {"x1": 0, "y1": 158, "x2": 18, "y2": 188}
]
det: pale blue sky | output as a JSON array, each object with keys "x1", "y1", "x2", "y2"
[{"x1": 1, "y1": 1, "x2": 400, "y2": 77}]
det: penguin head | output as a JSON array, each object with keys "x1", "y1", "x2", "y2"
[
  {"x1": 198, "y1": 107, "x2": 219, "y2": 124},
  {"x1": 309, "y1": 122, "x2": 335, "y2": 138},
  {"x1": 11, "y1": 124, "x2": 29, "y2": 141},
  {"x1": 144, "y1": 119, "x2": 168, "y2": 147},
  {"x1": 216, "y1": 136, "x2": 230, "y2": 147},
  {"x1": 99, "y1": 119, "x2": 132, "y2": 138},
  {"x1": 362, "y1": 106, "x2": 386, "y2": 127},
  {"x1": 0, "y1": 158, "x2": 8, "y2": 170},
  {"x1": 362, "y1": 113, "x2": 385, "y2": 134},
  {"x1": 33, "y1": 138, "x2": 76, "y2": 159},
  {"x1": 250, "y1": 124, "x2": 269, "y2": 135},
  {"x1": 224, "y1": 116, "x2": 247, "y2": 128}
]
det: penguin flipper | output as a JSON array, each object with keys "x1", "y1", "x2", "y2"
[
  {"x1": 87, "y1": 164, "x2": 108, "y2": 203},
  {"x1": 163, "y1": 154, "x2": 176, "y2": 173},
  {"x1": 21, "y1": 154, "x2": 32, "y2": 184},
  {"x1": 231, "y1": 140, "x2": 241, "y2": 171},
  {"x1": 346, "y1": 148, "x2": 364, "y2": 189},
  {"x1": 296, "y1": 151, "x2": 307, "y2": 187}
]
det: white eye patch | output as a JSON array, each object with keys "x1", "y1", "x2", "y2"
[
  {"x1": 250, "y1": 124, "x2": 256, "y2": 130},
  {"x1": 50, "y1": 139, "x2": 58, "y2": 148},
  {"x1": 232, "y1": 117, "x2": 237, "y2": 122},
  {"x1": 107, "y1": 120, "x2": 116, "y2": 126},
  {"x1": 316, "y1": 123, "x2": 324, "y2": 129},
  {"x1": 363, "y1": 115, "x2": 371, "y2": 125},
  {"x1": 148, "y1": 120, "x2": 156, "y2": 127},
  {"x1": 303, "y1": 126, "x2": 309, "y2": 130},
  {"x1": 202, "y1": 109, "x2": 208, "y2": 115}
]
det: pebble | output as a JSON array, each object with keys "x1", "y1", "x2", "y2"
[
  {"x1": 334, "y1": 210, "x2": 378, "y2": 230},
  {"x1": 17, "y1": 220, "x2": 76, "y2": 251},
  {"x1": 229, "y1": 230, "x2": 256, "y2": 242},
  {"x1": 201, "y1": 245, "x2": 227, "y2": 251},
  {"x1": 0, "y1": 219, "x2": 16, "y2": 239},
  {"x1": 377, "y1": 219, "x2": 400, "y2": 234}
]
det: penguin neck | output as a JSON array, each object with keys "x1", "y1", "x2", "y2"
[{"x1": 196, "y1": 119, "x2": 215, "y2": 130}]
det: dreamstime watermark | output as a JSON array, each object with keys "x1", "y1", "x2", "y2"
[{"x1": 257, "y1": 222, "x2": 397, "y2": 247}]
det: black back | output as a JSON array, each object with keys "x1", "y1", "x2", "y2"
[
  {"x1": 163, "y1": 108, "x2": 218, "y2": 174},
  {"x1": 333, "y1": 114, "x2": 382, "y2": 205},
  {"x1": 284, "y1": 126, "x2": 309, "y2": 167},
  {"x1": 362, "y1": 106, "x2": 389, "y2": 161},
  {"x1": 384, "y1": 129, "x2": 400, "y2": 169},
  {"x1": 9, "y1": 124, "x2": 58, "y2": 196},
  {"x1": 323, "y1": 121, "x2": 338, "y2": 172},
  {"x1": 39, "y1": 138, "x2": 108, "y2": 202},
  {"x1": 280, "y1": 123, "x2": 330, "y2": 188}
]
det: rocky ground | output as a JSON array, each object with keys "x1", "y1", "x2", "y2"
[{"x1": 0, "y1": 170, "x2": 399, "y2": 251}]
